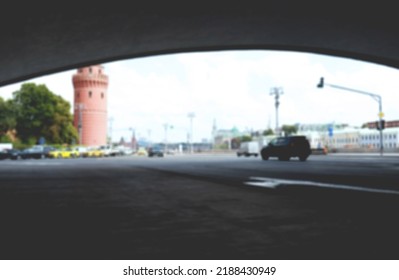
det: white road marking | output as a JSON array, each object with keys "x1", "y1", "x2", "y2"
[{"x1": 245, "y1": 176, "x2": 399, "y2": 195}]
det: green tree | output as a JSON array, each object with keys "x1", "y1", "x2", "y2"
[
  {"x1": 239, "y1": 135, "x2": 252, "y2": 142},
  {"x1": 262, "y1": 128, "x2": 274, "y2": 136},
  {"x1": 281, "y1": 124, "x2": 298, "y2": 136},
  {"x1": 231, "y1": 138, "x2": 240, "y2": 149},
  {"x1": 12, "y1": 83, "x2": 78, "y2": 144},
  {"x1": 0, "y1": 97, "x2": 16, "y2": 140},
  {"x1": 230, "y1": 135, "x2": 253, "y2": 149}
]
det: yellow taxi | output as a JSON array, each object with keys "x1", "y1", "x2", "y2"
[{"x1": 49, "y1": 147, "x2": 80, "y2": 159}]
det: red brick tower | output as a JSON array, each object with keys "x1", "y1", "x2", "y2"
[{"x1": 72, "y1": 65, "x2": 109, "y2": 146}]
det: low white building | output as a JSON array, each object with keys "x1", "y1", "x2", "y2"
[
  {"x1": 297, "y1": 123, "x2": 399, "y2": 151},
  {"x1": 359, "y1": 128, "x2": 399, "y2": 149}
]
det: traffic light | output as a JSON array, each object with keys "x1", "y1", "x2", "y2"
[
  {"x1": 375, "y1": 120, "x2": 385, "y2": 130},
  {"x1": 317, "y1": 77, "x2": 324, "y2": 88}
]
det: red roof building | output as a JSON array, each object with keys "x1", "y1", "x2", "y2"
[{"x1": 365, "y1": 120, "x2": 399, "y2": 129}]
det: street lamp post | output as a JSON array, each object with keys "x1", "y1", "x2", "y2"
[
  {"x1": 129, "y1": 127, "x2": 136, "y2": 151},
  {"x1": 163, "y1": 123, "x2": 169, "y2": 154},
  {"x1": 188, "y1": 112, "x2": 195, "y2": 154},
  {"x1": 108, "y1": 117, "x2": 114, "y2": 144},
  {"x1": 317, "y1": 77, "x2": 384, "y2": 156},
  {"x1": 270, "y1": 87, "x2": 283, "y2": 135}
]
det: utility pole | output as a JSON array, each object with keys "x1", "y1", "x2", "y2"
[
  {"x1": 163, "y1": 123, "x2": 169, "y2": 154},
  {"x1": 270, "y1": 87, "x2": 283, "y2": 135},
  {"x1": 108, "y1": 117, "x2": 114, "y2": 144},
  {"x1": 187, "y1": 112, "x2": 195, "y2": 153}
]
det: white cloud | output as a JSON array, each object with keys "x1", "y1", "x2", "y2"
[{"x1": 1, "y1": 50, "x2": 399, "y2": 143}]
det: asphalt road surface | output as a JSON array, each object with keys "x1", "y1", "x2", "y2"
[{"x1": 1, "y1": 153, "x2": 399, "y2": 260}]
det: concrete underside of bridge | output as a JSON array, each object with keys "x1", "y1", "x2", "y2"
[{"x1": 1, "y1": 2, "x2": 399, "y2": 86}]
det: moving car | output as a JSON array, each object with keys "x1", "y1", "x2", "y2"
[
  {"x1": 148, "y1": 146, "x2": 164, "y2": 157},
  {"x1": 260, "y1": 136, "x2": 311, "y2": 161}
]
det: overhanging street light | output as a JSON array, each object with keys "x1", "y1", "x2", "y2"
[{"x1": 317, "y1": 77, "x2": 384, "y2": 156}]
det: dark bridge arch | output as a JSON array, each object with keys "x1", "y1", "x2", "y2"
[{"x1": 1, "y1": 2, "x2": 399, "y2": 86}]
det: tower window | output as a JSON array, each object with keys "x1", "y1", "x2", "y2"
[
  {"x1": 89, "y1": 67, "x2": 92, "y2": 73},
  {"x1": 76, "y1": 92, "x2": 80, "y2": 98},
  {"x1": 89, "y1": 91, "x2": 92, "y2": 98},
  {"x1": 101, "y1": 92, "x2": 104, "y2": 99}
]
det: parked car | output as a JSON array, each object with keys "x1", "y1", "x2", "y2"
[
  {"x1": 0, "y1": 149, "x2": 11, "y2": 160},
  {"x1": 99, "y1": 145, "x2": 123, "y2": 157},
  {"x1": 0, "y1": 149, "x2": 21, "y2": 160},
  {"x1": 148, "y1": 146, "x2": 164, "y2": 157},
  {"x1": 9, "y1": 149, "x2": 23, "y2": 160},
  {"x1": 118, "y1": 146, "x2": 133, "y2": 156},
  {"x1": 82, "y1": 147, "x2": 104, "y2": 158},
  {"x1": 136, "y1": 147, "x2": 148, "y2": 156},
  {"x1": 74, "y1": 146, "x2": 88, "y2": 157},
  {"x1": 20, "y1": 145, "x2": 56, "y2": 159},
  {"x1": 260, "y1": 136, "x2": 311, "y2": 161},
  {"x1": 49, "y1": 147, "x2": 80, "y2": 159}
]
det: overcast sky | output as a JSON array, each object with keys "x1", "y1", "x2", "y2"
[{"x1": 1, "y1": 50, "x2": 399, "y2": 143}]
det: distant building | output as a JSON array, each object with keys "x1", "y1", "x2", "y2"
[
  {"x1": 213, "y1": 127, "x2": 242, "y2": 147},
  {"x1": 297, "y1": 122, "x2": 399, "y2": 151},
  {"x1": 72, "y1": 65, "x2": 109, "y2": 146}
]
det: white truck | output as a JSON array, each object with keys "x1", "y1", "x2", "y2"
[
  {"x1": 237, "y1": 141, "x2": 259, "y2": 157},
  {"x1": 0, "y1": 143, "x2": 12, "y2": 151}
]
